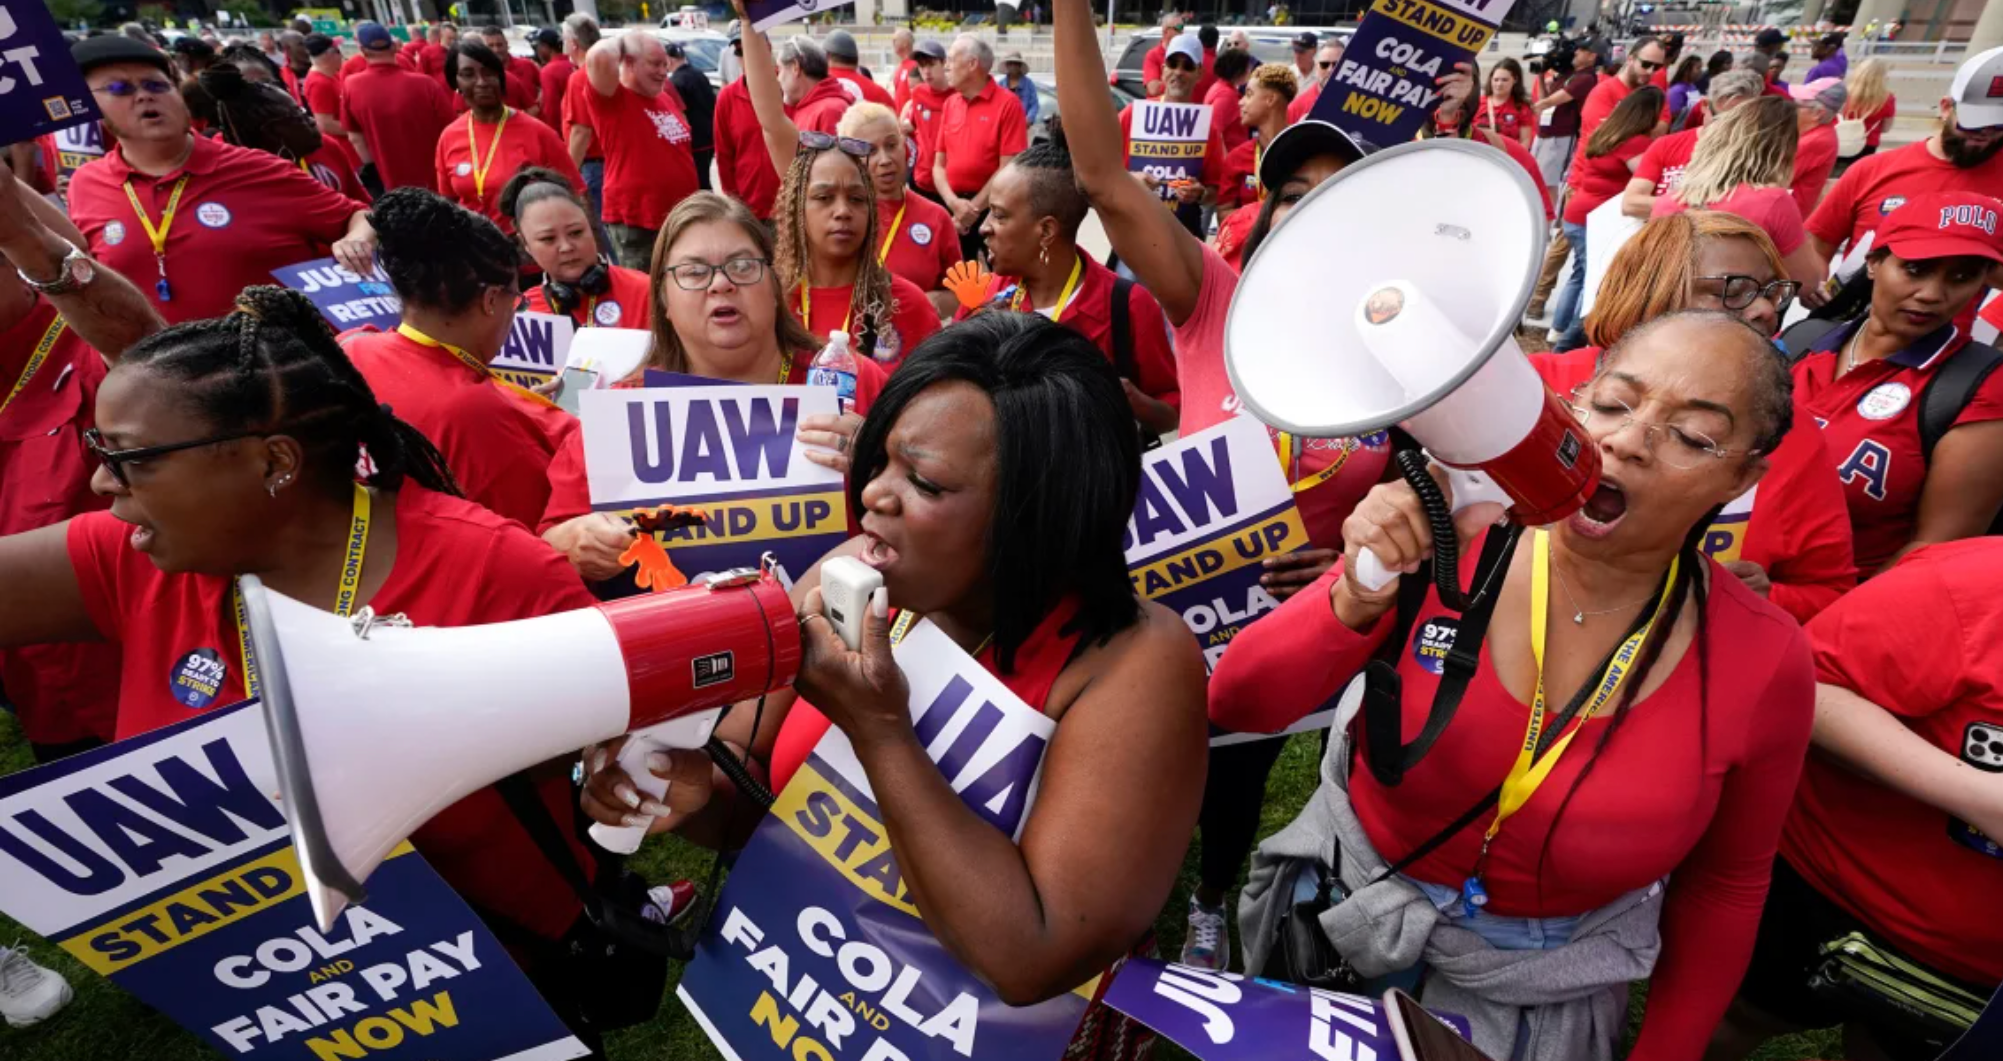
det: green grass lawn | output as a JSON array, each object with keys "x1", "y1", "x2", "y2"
[{"x1": 0, "y1": 714, "x2": 1840, "y2": 1060}]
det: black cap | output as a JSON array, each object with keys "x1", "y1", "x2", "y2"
[
  {"x1": 913, "y1": 39, "x2": 945, "y2": 61},
  {"x1": 170, "y1": 36, "x2": 216, "y2": 58},
  {"x1": 663, "y1": 40, "x2": 685, "y2": 59},
  {"x1": 71, "y1": 35, "x2": 173, "y2": 77},
  {"x1": 1754, "y1": 27, "x2": 1787, "y2": 48},
  {"x1": 304, "y1": 32, "x2": 337, "y2": 56},
  {"x1": 530, "y1": 27, "x2": 561, "y2": 49},
  {"x1": 1292, "y1": 31, "x2": 1317, "y2": 51},
  {"x1": 1819, "y1": 30, "x2": 1846, "y2": 46},
  {"x1": 1257, "y1": 119, "x2": 1365, "y2": 192},
  {"x1": 825, "y1": 30, "x2": 858, "y2": 64}
]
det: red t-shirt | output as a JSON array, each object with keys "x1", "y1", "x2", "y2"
[
  {"x1": 304, "y1": 133, "x2": 371, "y2": 203},
  {"x1": 831, "y1": 67, "x2": 895, "y2": 110},
  {"x1": 418, "y1": 42, "x2": 448, "y2": 86},
  {"x1": 63, "y1": 488, "x2": 596, "y2": 940},
  {"x1": 303, "y1": 68, "x2": 342, "y2": 121},
  {"x1": 1475, "y1": 97, "x2": 1534, "y2": 142},
  {"x1": 906, "y1": 84, "x2": 950, "y2": 194},
  {"x1": 1119, "y1": 102, "x2": 1226, "y2": 193},
  {"x1": 1216, "y1": 138, "x2": 1259, "y2": 210},
  {"x1": 1633, "y1": 127, "x2": 1699, "y2": 196},
  {"x1": 1479, "y1": 127, "x2": 1554, "y2": 222},
  {"x1": 1212, "y1": 203, "x2": 1258, "y2": 271},
  {"x1": 435, "y1": 110, "x2": 584, "y2": 229},
  {"x1": 713, "y1": 79, "x2": 780, "y2": 218},
  {"x1": 523, "y1": 263, "x2": 653, "y2": 330},
  {"x1": 341, "y1": 61, "x2": 457, "y2": 192},
  {"x1": 562, "y1": 67, "x2": 603, "y2": 162},
  {"x1": 1141, "y1": 44, "x2": 1167, "y2": 98},
  {"x1": 1654, "y1": 183, "x2": 1806, "y2": 255},
  {"x1": 1286, "y1": 80, "x2": 1321, "y2": 124},
  {"x1": 68, "y1": 136, "x2": 364, "y2": 325},
  {"x1": 1793, "y1": 323, "x2": 2003, "y2": 573},
  {"x1": 1807, "y1": 140, "x2": 2003, "y2": 253},
  {"x1": 1204, "y1": 77, "x2": 1248, "y2": 152},
  {"x1": 0, "y1": 301, "x2": 120, "y2": 746},
  {"x1": 1793, "y1": 122, "x2": 1840, "y2": 215},
  {"x1": 1785, "y1": 537, "x2": 2003, "y2": 984},
  {"x1": 788, "y1": 76, "x2": 853, "y2": 136},
  {"x1": 877, "y1": 193, "x2": 958, "y2": 293},
  {"x1": 1858, "y1": 97, "x2": 1897, "y2": 149},
  {"x1": 508, "y1": 56, "x2": 543, "y2": 109},
  {"x1": 952, "y1": 253, "x2": 1181, "y2": 414},
  {"x1": 539, "y1": 55, "x2": 575, "y2": 131},
  {"x1": 340, "y1": 328, "x2": 578, "y2": 530},
  {"x1": 892, "y1": 58, "x2": 919, "y2": 115},
  {"x1": 934, "y1": 82, "x2": 1029, "y2": 196},
  {"x1": 1563, "y1": 133, "x2": 1650, "y2": 225},
  {"x1": 1576, "y1": 75, "x2": 1670, "y2": 149},
  {"x1": 1208, "y1": 549, "x2": 1815, "y2": 1061},
  {"x1": 582, "y1": 83, "x2": 700, "y2": 230},
  {"x1": 791, "y1": 274, "x2": 941, "y2": 366}
]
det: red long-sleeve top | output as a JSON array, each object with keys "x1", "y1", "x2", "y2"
[{"x1": 1208, "y1": 543, "x2": 1814, "y2": 1061}]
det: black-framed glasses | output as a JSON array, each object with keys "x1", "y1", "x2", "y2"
[
  {"x1": 1695, "y1": 274, "x2": 1801, "y2": 312},
  {"x1": 666, "y1": 256, "x2": 768, "y2": 290},
  {"x1": 798, "y1": 130, "x2": 872, "y2": 159},
  {"x1": 1318, "y1": 60, "x2": 1337, "y2": 70},
  {"x1": 1636, "y1": 58, "x2": 1666, "y2": 72},
  {"x1": 93, "y1": 78, "x2": 176, "y2": 97},
  {"x1": 84, "y1": 427, "x2": 262, "y2": 486}
]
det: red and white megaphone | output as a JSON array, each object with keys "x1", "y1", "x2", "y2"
[
  {"x1": 1225, "y1": 138, "x2": 1599, "y2": 588},
  {"x1": 239, "y1": 564, "x2": 801, "y2": 931}
]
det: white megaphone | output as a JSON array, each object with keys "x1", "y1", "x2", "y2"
[
  {"x1": 238, "y1": 564, "x2": 801, "y2": 931},
  {"x1": 1226, "y1": 139, "x2": 1600, "y2": 589}
]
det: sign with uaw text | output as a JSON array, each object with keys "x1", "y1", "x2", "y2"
[
  {"x1": 1311, "y1": 0, "x2": 1519, "y2": 148},
  {"x1": 1127, "y1": 101, "x2": 1212, "y2": 202},
  {"x1": 0, "y1": 2, "x2": 98, "y2": 145},
  {"x1": 272, "y1": 258, "x2": 403, "y2": 333},
  {"x1": 490, "y1": 312, "x2": 576, "y2": 391},
  {"x1": 0, "y1": 700, "x2": 587, "y2": 1061},
  {"x1": 678, "y1": 619, "x2": 1093, "y2": 1061},
  {"x1": 581, "y1": 381, "x2": 847, "y2": 588}
]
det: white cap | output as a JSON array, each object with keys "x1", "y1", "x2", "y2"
[
  {"x1": 1166, "y1": 32, "x2": 1203, "y2": 67},
  {"x1": 1949, "y1": 45, "x2": 2003, "y2": 129}
]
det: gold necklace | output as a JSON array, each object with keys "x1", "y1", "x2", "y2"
[{"x1": 1550, "y1": 558, "x2": 1658, "y2": 625}]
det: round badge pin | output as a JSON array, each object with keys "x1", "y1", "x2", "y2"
[
  {"x1": 595, "y1": 301, "x2": 622, "y2": 326},
  {"x1": 105, "y1": 221, "x2": 126, "y2": 246},
  {"x1": 456, "y1": 161, "x2": 473, "y2": 176},
  {"x1": 195, "y1": 202, "x2": 232, "y2": 228},
  {"x1": 910, "y1": 222, "x2": 932, "y2": 246},
  {"x1": 1857, "y1": 381, "x2": 1911, "y2": 420},
  {"x1": 168, "y1": 648, "x2": 229, "y2": 709}
]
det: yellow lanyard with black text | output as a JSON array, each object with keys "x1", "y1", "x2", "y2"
[
  {"x1": 0, "y1": 318, "x2": 67, "y2": 423},
  {"x1": 123, "y1": 174, "x2": 191, "y2": 302},
  {"x1": 1273, "y1": 431, "x2": 1356, "y2": 494},
  {"x1": 396, "y1": 322, "x2": 558, "y2": 409},
  {"x1": 1009, "y1": 254, "x2": 1084, "y2": 324},
  {"x1": 235, "y1": 483, "x2": 372, "y2": 700}
]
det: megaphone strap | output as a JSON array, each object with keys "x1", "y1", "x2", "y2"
[{"x1": 235, "y1": 483, "x2": 372, "y2": 700}]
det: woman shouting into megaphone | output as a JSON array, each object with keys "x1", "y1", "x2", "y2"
[{"x1": 1212, "y1": 312, "x2": 1814, "y2": 1061}]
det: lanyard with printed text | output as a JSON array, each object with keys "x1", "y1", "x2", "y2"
[
  {"x1": 123, "y1": 175, "x2": 191, "y2": 302},
  {"x1": 0, "y1": 317, "x2": 67, "y2": 423},
  {"x1": 469, "y1": 108, "x2": 512, "y2": 199},
  {"x1": 235, "y1": 483, "x2": 372, "y2": 700},
  {"x1": 397, "y1": 321, "x2": 559, "y2": 409},
  {"x1": 1273, "y1": 431, "x2": 1356, "y2": 494},
  {"x1": 877, "y1": 199, "x2": 908, "y2": 264},
  {"x1": 1009, "y1": 253, "x2": 1083, "y2": 323}
]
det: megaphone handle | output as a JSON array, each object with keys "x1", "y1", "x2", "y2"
[
  {"x1": 587, "y1": 711, "x2": 723, "y2": 855},
  {"x1": 1352, "y1": 461, "x2": 1513, "y2": 593}
]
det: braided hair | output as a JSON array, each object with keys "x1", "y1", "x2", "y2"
[
  {"x1": 118, "y1": 286, "x2": 461, "y2": 498},
  {"x1": 370, "y1": 188, "x2": 520, "y2": 314},
  {"x1": 1006, "y1": 138, "x2": 1090, "y2": 238},
  {"x1": 771, "y1": 140, "x2": 894, "y2": 358}
]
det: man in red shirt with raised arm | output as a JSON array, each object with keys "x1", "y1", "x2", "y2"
[
  {"x1": 582, "y1": 30, "x2": 700, "y2": 269},
  {"x1": 341, "y1": 21, "x2": 456, "y2": 193}
]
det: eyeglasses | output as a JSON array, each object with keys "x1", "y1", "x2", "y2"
[
  {"x1": 1166, "y1": 58, "x2": 1199, "y2": 72},
  {"x1": 798, "y1": 131, "x2": 872, "y2": 159},
  {"x1": 1568, "y1": 394, "x2": 1733, "y2": 469},
  {"x1": 1695, "y1": 274, "x2": 1801, "y2": 312},
  {"x1": 84, "y1": 427, "x2": 263, "y2": 486},
  {"x1": 1317, "y1": 60, "x2": 1336, "y2": 70},
  {"x1": 93, "y1": 78, "x2": 176, "y2": 97},
  {"x1": 1635, "y1": 58, "x2": 1666, "y2": 72},
  {"x1": 666, "y1": 256, "x2": 768, "y2": 290}
]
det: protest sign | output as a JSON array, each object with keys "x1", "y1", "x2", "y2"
[
  {"x1": 1700, "y1": 485, "x2": 1756, "y2": 565},
  {"x1": 580, "y1": 381, "x2": 847, "y2": 587},
  {"x1": 491, "y1": 311, "x2": 576, "y2": 390},
  {"x1": 678, "y1": 618, "x2": 1094, "y2": 1061},
  {"x1": 0, "y1": 699, "x2": 588, "y2": 1061},
  {"x1": 1101, "y1": 958, "x2": 1472, "y2": 1060},
  {"x1": 1127, "y1": 100, "x2": 1212, "y2": 202},
  {"x1": 1311, "y1": 0, "x2": 1518, "y2": 148},
  {"x1": 271, "y1": 258, "x2": 402, "y2": 333},
  {"x1": 0, "y1": 2, "x2": 98, "y2": 145},
  {"x1": 50, "y1": 117, "x2": 106, "y2": 185},
  {"x1": 745, "y1": 0, "x2": 858, "y2": 33}
]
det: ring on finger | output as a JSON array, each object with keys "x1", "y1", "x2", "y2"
[
  {"x1": 836, "y1": 434, "x2": 850, "y2": 454},
  {"x1": 799, "y1": 613, "x2": 829, "y2": 630}
]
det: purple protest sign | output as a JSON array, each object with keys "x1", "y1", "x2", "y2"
[
  {"x1": 0, "y1": 2, "x2": 99, "y2": 145},
  {"x1": 746, "y1": 0, "x2": 859, "y2": 33},
  {"x1": 1101, "y1": 958, "x2": 1474, "y2": 1060},
  {"x1": 1311, "y1": 0, "x2": 1518, "y2": 149},
  {"x1": 271, "y1": 257, "x2": 402, "y2": 333}
]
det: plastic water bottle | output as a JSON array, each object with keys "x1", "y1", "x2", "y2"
[{"x1": 807, "y1": 329, "x2": 859, "y2": 415}]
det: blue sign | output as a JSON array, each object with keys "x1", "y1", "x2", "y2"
[
  {"x1": 271, "y1": 257, "x2": 403, "y2": 334},
  {"x1": 0, "y1": 3, "x2": 98, "y2": 145},
  {"x1": 1311, "y1": 0, "x2": 1519, "y2": 148}
]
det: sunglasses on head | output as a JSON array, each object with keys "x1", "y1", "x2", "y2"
[
  {"x1": 94, "y1": 77, "x2": 176, "y2": 97},
  {"x1": 798, "y1": 130, "x2": 872, "y2": 158}
]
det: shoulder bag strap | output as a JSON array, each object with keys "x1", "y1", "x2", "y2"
[{"x1": 1917, "y1": 340, "x2": 2003, "y2": 463}]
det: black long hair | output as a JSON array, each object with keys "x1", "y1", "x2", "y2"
[
  {"x1": 117, "y1": 286, "x2": 461, "y2": 498},
  {"x1": 444, "y1": 38, "x2": 508, "y2": 98},
  {"x1": 844, "y1": 313, "x2": 1143, "y2": 673},
  {"x1": 370, "y1": 188, "x2": 520, "y2": 314}
]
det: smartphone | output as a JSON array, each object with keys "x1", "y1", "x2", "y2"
[
  {"x1": 1383, "y1": 988, "x2": 1497, "y2": 1061},
  {"x1": 553, "y1": 366, "x2": 600, "y2": 416},
  {"x1": 819, "y1": 556, "x2": 884, "y2": 651}
]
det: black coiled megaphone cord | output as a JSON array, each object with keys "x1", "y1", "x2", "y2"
[
  {"x1": 706, "y1": 734, "x2": 776, "y2": 809},
  {"x1": 1394, "y1": 448, "x2": 1485, "y2": 613}
]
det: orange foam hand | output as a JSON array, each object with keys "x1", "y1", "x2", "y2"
[
  {"x1": 943, "y1": 260, "x2": 995, "y2": 310},
  {"x1": 619, "y1": 534, "x2": 690, "y2": 593}
]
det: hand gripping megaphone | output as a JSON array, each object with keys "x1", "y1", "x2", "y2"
[
  {"x1": 1225, "y1": 139, "x2": 1600, "y2": 591},
  {"x1": 238, "y1": 565, "x2": 801, "y2": 931}
]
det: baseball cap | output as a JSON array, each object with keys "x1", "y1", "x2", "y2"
[
  {"x1": 1791, "y1": 76, "x2": 1846, "y2": 111},
  {"x1": 304, "y1": 32, "x2": 337, "y2": 56},
  {"x1": 727, "y1": 19, "x2": 743, "y2": 43},
  {"x1": 1949, "y1": 45, "x2": 2003, "y2": 130},
  {"x1": 71, "y1": 35, "x2": 173, "y2": 77},
  {"x1": 1258, "y1": 119, "x2": 1365, "y2": 192},
  {"x1": 1166, "y1": 32, "x2": 1202, "y2": 67},
  {"x1": 914, "y1": 39, "x2": 946, "y2": 62},
  {"x1": 529, "y1": 27, "x2": 561, "y2": 50},
  {"x1": 355, "y1": 21, "x2": 394, "y2": 52},
  {"x1": 663, "y1": 40, "x2": 686, "y2": 60},
  {"x1": 1818, "y1": 31, "x2": 1846, "y2": 46},
  {"x1": 1754, "y1": 27, "x2": 1787, "y2": 48},
  {"x1": 1292, "y1": 31, "x2": 1318, "y2": 51},
  {"x1": 824, "y1": 30, "x2": 858, "y2": 64},
  {"x1": 1878, "y1": 192, "x2": 2003, "y2": 264}
]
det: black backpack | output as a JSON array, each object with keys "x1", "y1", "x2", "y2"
[{"x1": 1777, "y1": 317, "x2": 2003, "y2": 464}]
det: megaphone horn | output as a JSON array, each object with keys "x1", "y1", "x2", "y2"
[
  {"x1": 1225, "y1": 139, "x2": 1600, "y2": 588},
  {"x1": 242, "y1": 565, "x2": 801, "y2": 931}
]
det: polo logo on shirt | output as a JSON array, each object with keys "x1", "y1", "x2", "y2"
[
  {"x1": 1939, "y1": 203, "x2": 1999, "y2": 235},
  {"x1": 595, "y1": 301, "x2": 623, "y2": 326},
  {"x1": 1857, "y1": 381, "x2": 1912, "y2": 420},
  {"x1": 1879, "y1": 195, "x2": 1908, "y2": 215},
  {"x1": 195, "y1": 202, "x2": 232, "y2": 228},
  {"x1": 455, "y1": 161, "x2": 473, "y2": 176},
  {"x1": 911, "y1": 222, "x2": 933, "y2": 246},
  {"x1": 104, "y1": 221, "x2": 126, "y2": 246},
  {"x1": 1412, "y1": 617, "x2": 1459, "y2": 676},
  {"x1": 168, "y1": 648, "x2": 228, "y2": 710}
]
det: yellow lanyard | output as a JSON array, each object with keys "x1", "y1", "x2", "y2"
[
  {"x1": 1273, "y1": 431, "x2": 1356, "y2": 494},
  {"x1": 397, "y1": 321, "x2": 559, "y2": 409},
  {"x1": 234, "y1": 483, "x2": 372, "y2": 700},
  {"x1": 469, "y1": 108, "x2": 512, "y2": 199},
  {"x1": 777, "y1": 348, "x2": 795, "y2": 384},
  {"x1": 1, "y1": 318, "x2": 67, "y2": 423},
  {"x1": 877, "y1": 199, "x2": 908, "y2": 264},
  {"x1": 799, "y1": 285, "x2": 854, "y2": 338},
  {"x1": 1008, "y1": 254, "x2": 1084, "y2": 323},
  {"x1": 1252, "y1": 143, "x2": 1263, "y2": 201},
  {"x1": 123, "y1": 174, "x2": 192, "y2": 298},
  {"x1": 888, "y1": 611, "x2": 993, "y2": 655},
  {"x1": 583, "y1": 295, "x2": 601, "y2": 327}
]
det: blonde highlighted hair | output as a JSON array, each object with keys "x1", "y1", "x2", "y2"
[
  {"x1": 1843, "y1": 57, "x2": 1891, "y2": 122},
  {"x1": 1584, "y1": 210, "x2": 1785, "y2": 349},
  {"x1": 1671, "y1": 95, "x2": 1798, "y2": 209},
  {"x1": 836, "y1": 100, "x2": 900, "y2": 138},
  {"x1": 1247, "y1": 62, "x2": 1299, "y2": 103}
]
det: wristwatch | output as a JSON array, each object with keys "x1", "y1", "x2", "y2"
[{"x1": 18, "y1": 244, "x2": 96, "y2": 297}]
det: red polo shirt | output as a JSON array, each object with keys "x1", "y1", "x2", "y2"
[
  {"x1": 1217, "y1": 139, "x2": 1259, "y2": 210},
  {"x1": 523, "y1": 263, "x2": 653, "y2": 330},
  {"x1": 1204, "y1": 77, "x2": 1247, "y2": 152},
  {"x1": 1808, "y1": 141, "x2": 2003, "y2": 253},
  {"x1": 562, "y1": 67, "x2": 604, "y2": 162},
  {"x1": 1119, "y1": 101, "x2": 1227, "y2": 193},
  {"x1": 1793, "y1": 322, "x2": 2003, "y2": 573},
  {"x1": 305, "y1": 133, "x2": 371, "y2": 202},
  {"x1": 934, "y1": 82, "x2": 1028, "y2": 196},
  {"x1": 905, "y1": 84, "x2": 950, "y2": 194},
  {"x1": 788, "y1": 76, "x2": 853, "y2": 136},
  {"x1": 341, "y1": 48, "x2": 419, "y2": 84},
  {"x1": 892, "y1": 57, "x2": 919, "y2": 114},
  {"x1": 791, "y1": 274, "x2": 941, "y2": 366},
  {"x1": 713, "y1": 79, "x2": 780, "y2": 218},
  {"x1": 303, "y1": 68, "x2": 342, "y2": 123},
  {"x1": 831, "y1": 67, "x2": 895, "y2": 110},
  {"x1": 341, "y1": 328, "x2": 579, "y2": 530},
  {"x1": 582, "y1": 83, "x2": 700, "y2": 230},
  {"x1": 1141, "y1": 43, "x2": 1167, "y2": 98},
  {"x1": 954, "y1": 252, "x2": 1181, "y2": 413},
  {"x1": 341, "y1": 61, "x2": 457, "y2": 192},
  {"x1": 508, "y1": 56, "x2": 543, "y2": 108},
  {"x1": 1793, "y1": 122, "x2": 1840, "y2": 215},
  {"x1": 539, "y1": 55, "x2": 575, "y2": 130},
  {"x1": 0, "y1": 301, "x2": 120, "y2": 747},
  {"x1": 1635, "y1": 127, "x2": 1699, "y2": 196},
  {"x1": 1289, "y1": 80, "x2": 1323, "y2": 124},
  {"x1": 64, "y1": 486, "x2": 595, "y2": 941},
  {"x1": 435, "y1": 109, "x2": 584, "y2": 229},
  {"x1": 68, "y1": 136, "x2": 364, "y2": 325},
  {"x1": 419, "y1": 41, "x2": 449, "y2": 87},
  {"x1": 1785, "y1": 537, "x2": 2003, "y2": 984},
  {"x1": 1475, "y1": 97, "x2": 1535, "y2": 143},
  {"x1": 877, "y1": 192, "x2": 959, "y2": 293}
]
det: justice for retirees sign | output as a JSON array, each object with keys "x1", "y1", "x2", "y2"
[
  {"x1": 0, "y1": 700, "x2": 587, "y2": 1061},
  {"x1": 272, "y1": 258, "x2": 403, "y2": 333},
  {"x1": 1311, "y1": 0, "x2": 1519, "y2": 148}
]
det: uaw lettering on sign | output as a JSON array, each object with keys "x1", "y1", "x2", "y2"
[
  {"x1": 1312, "y1": 0, "x2": 1519, "y2": 147},
  {"x1": 1100, "y1": 958, "x2": 1474, "y2": 1060},
  {"x1": 1128, "y1": 101, "x2": 1212, "y2": 201},
  {"x1": 490, "y1": 311, "x2": 576, "y2": 390},
  {"x1": 581, "y1": 381, "x2": 848, "y2": 588},
  {"x1": 271, "y1": 257, "x2": 403, "y2": 333},
  {"x1": 679, "y1": 620, "x2": 1094, "y2": 1061},
  {"x1": 53, "y1": 118, "x2": 104, "y2": 180},
  {"x1": 0, "y1": 700, "x2": 588, "y2": 1061},
  {"x1": 0, "y1": 2, "x2": 99, "y2": 143}
]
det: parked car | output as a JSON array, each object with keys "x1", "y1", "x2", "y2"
[
  {"x1": 1027, "y1": 73, "x2": 1139, "y2": 144},
  {"x1": 1110, "y1": 26, "x2": 1348, "y2": 99},
  {"x1": 657, "y1": 28, "x2": 729, "y2": 89}
]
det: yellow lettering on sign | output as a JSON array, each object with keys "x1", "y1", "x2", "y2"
[{"x1": 1127, "y1": 511, "x2": 1308, "y2": 600}]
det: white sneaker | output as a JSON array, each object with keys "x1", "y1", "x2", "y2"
[
  {"x1": 1178, "y1": 896, "x2": 1230, "y2": 972},
  {"x1": 0, "y1": 942, "x2": 73, "y2": 1028}
]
